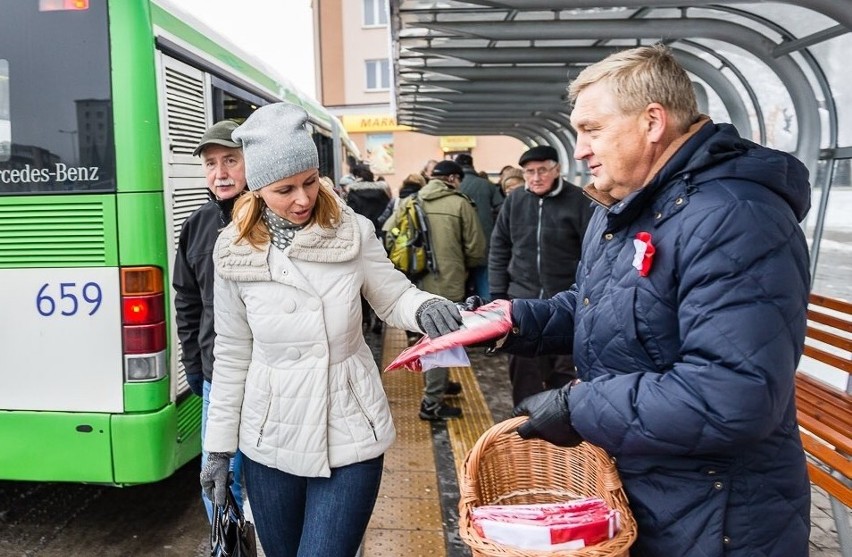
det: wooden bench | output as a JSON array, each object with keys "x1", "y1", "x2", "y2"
[{"x1": 795, "y1": 293, "x2": 851, "y2": 551}]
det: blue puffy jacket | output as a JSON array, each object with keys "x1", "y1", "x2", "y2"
[{"x1": 505, "y1": 121, "x2": 811, "y2": 557}]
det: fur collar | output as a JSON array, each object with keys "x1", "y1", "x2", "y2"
[{"x1": 216, "y1": 204, "x2": 362, "y2": 282}]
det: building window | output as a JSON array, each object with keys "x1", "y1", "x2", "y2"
[
  {"x1": 365, "y1": 59, "x2": 390, "y2": 91},
  {"x1": 363, "y1": 0, "x2": 388, "y2": 26}
]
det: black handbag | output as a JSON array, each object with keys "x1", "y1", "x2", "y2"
[{"x1": 210, "y1": 488, "x2": 258, "y2": 557}]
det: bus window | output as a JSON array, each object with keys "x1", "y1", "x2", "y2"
[
  {"x1": 0, "y1": 60, "x2": 8, "y2": 162},
  {"x1": 0, "y1": 0, "x2": 114, "y2": 194}
]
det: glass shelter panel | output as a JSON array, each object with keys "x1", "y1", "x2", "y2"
[
  {"x1": 810, "y1": 34, "x2": 852, "y2": 147},
  {"x1": 809, "y1": 160, "x2": 852, "y2": 303},
  {"x1": 693, "y1": 39, "x2": 797, "y2": 152}
]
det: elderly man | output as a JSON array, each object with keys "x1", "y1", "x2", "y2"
[
  {"x1": 502, "y1": 44, "x2": 812, "y2": 556},
  {"x1": 489, "y1": 145, "x2": 592, "y2": 405},
  {"x1": 173, "y1": 120, "x2": 247, "y2": 520}
]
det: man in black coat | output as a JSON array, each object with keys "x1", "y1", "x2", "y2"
[
  {"x1": 173, "y1": 120, "x2": 247, "y2": 521},
  {"x1": 455, "y1": 153, "x2": 503, "y2": 300},
  {"x1": 489, "y1": 145, "x2": 593, "y2": 404}
]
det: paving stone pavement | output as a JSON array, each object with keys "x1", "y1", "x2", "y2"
[{"x1": 809, "y1": 484, "x2": 848, "y2": 556}]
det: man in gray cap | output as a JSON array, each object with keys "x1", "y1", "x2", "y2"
[
  {"x1": 173, "y1": 119, "x2": 247, "y2": 521},
  {"x1": 488, "y1": 145, "x2": 593, "y2": 405}
]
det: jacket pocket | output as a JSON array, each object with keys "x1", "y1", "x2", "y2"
[
  {"x1": 601, "y1": 287, "x2": 660, "y2": 372},
  {"x1": 347, "y1": 377, "x2": 378, "y2": 441},
  {"x1": 255, "y1": 396, "x2": 273, "y2": 448}
]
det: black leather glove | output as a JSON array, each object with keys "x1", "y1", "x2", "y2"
[
  {"x1": 200, "y1": 452, "x2": 231, "y2": 506},
  {"x1": 416, "y1": 298, "x2": 463, "y2": 338},
  {"x1": 457, "y1": 295, "x2": 485, "y2": 312},
  {"x1": 513, "y1": 383, "x2": 582, "y2": 447},
  {"x1": 186, "y1": 373, "x2": 204, "y2": 397}
]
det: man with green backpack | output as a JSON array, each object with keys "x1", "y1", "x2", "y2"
[{"x1": 384, "y1": 160, "x2": 487, "y2": 419}]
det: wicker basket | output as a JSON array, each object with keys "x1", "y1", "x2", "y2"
[{"x1": 459, "y1": 417, "x2": 637, "y2": 557}]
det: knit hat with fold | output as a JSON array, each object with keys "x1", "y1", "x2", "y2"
[{"x1": 232, "y1": 102, "x2": 319, "y2": 191}]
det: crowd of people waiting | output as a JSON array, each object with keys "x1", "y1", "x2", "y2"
[{"x1": 180, "y1": 43, "x2": 813, "y2": 557}]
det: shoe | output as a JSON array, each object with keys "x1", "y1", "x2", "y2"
[
  {"x1": 419, "y1": 401, "x2": 463, "y2": 421},
  {"x1": 444, "y1": 381, "x2": 462, "y2": 396}
]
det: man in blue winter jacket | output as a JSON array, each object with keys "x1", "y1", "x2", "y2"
[{"x1": 499, "y1": 45, "x2": 812, "y2": 556}]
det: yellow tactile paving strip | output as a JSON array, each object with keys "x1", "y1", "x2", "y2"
[{"x1": 364, "y1": 328, "x2": 497, "y2": 557}]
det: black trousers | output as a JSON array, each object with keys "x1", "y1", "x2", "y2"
[{"x1": 508, "y1": 353, "x2": 576, "y2": 406}]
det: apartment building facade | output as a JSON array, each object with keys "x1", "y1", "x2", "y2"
[{"x1": 313, "y1": 0, "x2": 525, "y2": 188}]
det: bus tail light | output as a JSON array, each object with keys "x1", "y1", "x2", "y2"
[
  {"x1": 120, "y1": 267, "x2": 166, "y2": 383},
  {"x1": 123, "y1": 322, "x2": 167, "y2": 353},
  {"x1": 122, "y1": 293, "x2": 165, "y2": 325}
]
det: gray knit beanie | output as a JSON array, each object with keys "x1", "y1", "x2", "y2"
[{"x1": 232, "y1": 102, "x2": 319, "y2": 191}]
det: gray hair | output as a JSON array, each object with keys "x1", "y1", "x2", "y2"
[{"x1": 568, "y1": 44, "x2": 699, "y2": 132}]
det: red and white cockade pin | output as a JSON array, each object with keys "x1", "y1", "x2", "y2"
[{"x1": 632, "y1": 232, "x2": 655, "y2": 277}]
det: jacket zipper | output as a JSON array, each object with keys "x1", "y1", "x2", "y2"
[
  {"x1": 256, "y1": 397, "x2": 273, "y2": 447},
  {"x1": 536, "y1": 197, "x2": 545, "y2": 298},
  {"x1": 348, "y1": 378, "x2": 378, "y2": 441}
]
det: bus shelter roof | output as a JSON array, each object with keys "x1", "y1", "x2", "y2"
[{"x1": 391, "y1": 0, "x2": 852, "y2": 176}]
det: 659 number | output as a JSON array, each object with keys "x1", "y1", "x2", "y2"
[{"x1": 36, "y1": 282, "x2": 103, "y2": 317}]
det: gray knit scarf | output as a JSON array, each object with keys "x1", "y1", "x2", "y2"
[{"x1": 262, "y1": 207, "x2": 303, "y2": 251}]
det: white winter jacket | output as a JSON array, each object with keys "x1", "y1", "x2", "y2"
[{"x1": 204, "y1": 206, "x2": 436, "y2": 477}]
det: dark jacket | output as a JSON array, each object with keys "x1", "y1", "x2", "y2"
[
  {"x1": 173, "y1": 193, "x2": 236, "y2": 395},
  {"x1": 505, "y1": 121, "x2": 812, "y2": 556},
  {"x1": 346, "y1": 180, "x2": 390, "y2": 236},
  {"x1": 489, "y1": 178, "x2": 593, "y2": 299},
  {"x1": 459, "y1": 166, "x2": 502, "y2": 248}
]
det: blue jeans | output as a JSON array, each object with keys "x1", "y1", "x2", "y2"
[
  {"x1": 243, "y1": 454, "x2": 384, "y2": 557},
  {"x1": 201, "y1": 380, "x2": 244, "y2": 522},
  {"x1": 467, "y1": 265, "x2": 490, "y2": 301}
]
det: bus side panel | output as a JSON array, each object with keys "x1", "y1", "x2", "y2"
[
  {"x1": 174, "y1": 395, "x2": 203, "y2": 469},
  {"x1": 124, "y1": 376, "x2": 170, "y2": 412},
  {"x1": 111, "y1": 395, "x2": 202, "y2": 484},
  {"x1": 0, "y1": 412, "x2": 113, "y2": 482},
  {"x1": 111, "y1": 403, "x2": 176, "y2": 484},
  {"x1": 115, "y1": 191, "x2": 167, "y2": 265},
  {"x1": 109, "y1": 0, "x2": 163, "y2": 194}
]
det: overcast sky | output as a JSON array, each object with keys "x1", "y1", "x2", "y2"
[{"x1": 175, "y1": 0, "x2": 317, "y2": 99}]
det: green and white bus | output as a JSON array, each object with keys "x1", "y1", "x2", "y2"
[{"x1": 0, "y1": 0, "x2": 357, "y2": 485}]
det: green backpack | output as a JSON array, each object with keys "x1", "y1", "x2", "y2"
[{"x1": 385, "y1": 196, "x2": 438, "y2": 281}]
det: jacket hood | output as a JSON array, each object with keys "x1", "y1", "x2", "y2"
[
  {"x1": 673, "y1": 123, "x2": 811, "y2": 222},
  {"x1": 399, "y1": 183, "x2": 421, "y2": 199},
  {"x1": 419, "y1": 179, "x2": 460, "y2": 201}
]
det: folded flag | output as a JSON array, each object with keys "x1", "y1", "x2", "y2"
[
  {"x1": 471, "y1": 498, "x2": 620, "y2": 551},
  {"x1": 385, "y1": 300, "x2": 512, "y2": 372}
]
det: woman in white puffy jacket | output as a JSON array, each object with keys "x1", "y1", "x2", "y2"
[{"x1": 200, "y1": 102, "x2": 462, "y2": 557}]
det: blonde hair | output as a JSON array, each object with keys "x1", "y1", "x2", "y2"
[
  {"x1": 568, "y1": 44, "x2": 699, "y2": 132},
  {"x1": 232, "y1": 177, "x2": 342, "y2": 248}
]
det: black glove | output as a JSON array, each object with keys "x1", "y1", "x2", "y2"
[
  {"x1": 186, "y1": 372, "x2": 204, "y2": 397},
  {"x1": 457, "y1": 295, "x2": 485, "y2": 312},
  {"x1": 513, "y1": 384, "x2": 582, "y2": 447},
  {"x1": 200, "y1": 452, "x2": 232, "y2": 506},
  {"x1": 416, "y1": 298, "x2": 463, "y2": 338}
]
